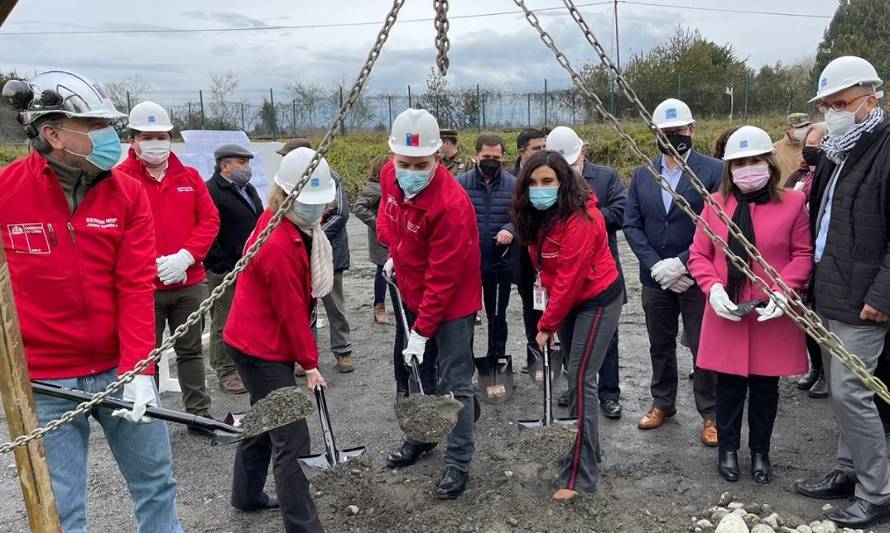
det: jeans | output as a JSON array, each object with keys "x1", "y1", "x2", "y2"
[
  {"x1": 597, "y1": 332, "x2": 621, "y2": 403},
  {"x1": 481, "y1": 267, "x2": 511, "y2": 358},
  {"x1": 321, "y1": 271, "x2": 352, "y2": 357},
  {"x1": 207, "y1": 270, "x2": 238, "y2": 383},
  {"x1": 715, "y1": 373, "x2": 779, "y2": 454},
  {"x1": 374, "y1": 265, "x2": 387, "y2": 305},
  {"x1": 34, "y1": 369, "x2": 183, "y2": 533}
]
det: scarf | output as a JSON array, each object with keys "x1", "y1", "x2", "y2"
[
  {"x1": 726, "y1": 186, "x2": 772, "y2": 301},
  {"x1": 822, "y1": 107, "x2": 885, "y2": 165},
  {"x1": 286, "y1": 213, "x2": 334, "y2": 298}
]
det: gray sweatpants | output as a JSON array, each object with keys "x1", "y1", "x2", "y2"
[
  {"x1": 321, "y1": 271, "x2": 352, "y2": 357},
  {"x1": 821, "y1": 316, "x2": 890, "y2": 505}
]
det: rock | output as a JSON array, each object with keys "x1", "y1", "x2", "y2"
[
  {"x1": 712, "y1": 510, "x2": 730, "y2": 523},
  {"x1": 729, "y1": 502, "x2": 746, "y2": 510},
  {"x1": 506, "y1": 517, "x2": 519, "y2": 527},
  {"x1": 744, "y1": 514, "x2": 761, "y2": 528},
  {"x1": 697, "y1": 519, "x2": 715, "y2": 529},
  {"x1": 812, "y1": 525, "x2": 826, "y2": 533},
  {"x1": 504, "y1": 470, "x2": 513, "y2": 479},
  {"x1": 763, "y1": 513, "x2": 780, "y2": 528},
  {"x1": 751, "y1": 526, "x2": 776, "y2": 533},
  {"x1": 822, "y1": 504, "x2": 833, "y2": 512},
  {"x1": 762, "y1": 505, "x2": 773, "y2": 516},
  {"x1": 747, "y1": 504, "x2": 764, "y2": 515},
  {"x1": 797, "y1": 526, "x2": 812, "y2": 533},
  {"x1": 819, "y1": 522, "x2": 836, "y2": 533},
  {"x1": 687, "y1": 505, "x2": 701, "y2": 514},
  {"x1": 459, "y1": 523, "x2": 475, "y2": 533},
  {"x1": 719, "y1": 492, "x2": 735, "y2": 506},
  {"x1": 346, "y1": 505, "x2": 359, "y2": 516},
  {"x1": 716, "y1": 513, "x2": 750, "y2": 533}
]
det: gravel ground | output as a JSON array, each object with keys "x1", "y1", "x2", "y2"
[{"x1": 0, "y1": 219, "x2": 887, "y2": 532}]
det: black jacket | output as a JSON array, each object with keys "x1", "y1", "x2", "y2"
[
  {"x1": 322, "y1": 170, "x2": 350, "y2": 271},
  {"x1": 205, "y1": 171, "x2": 264, "y2": 274},
  {"x1": 456, "y1": 166, "x2": 517, "y2": 273},
  {"x1": 810, "y1": 118, "x2": 890, "y2": 324}
]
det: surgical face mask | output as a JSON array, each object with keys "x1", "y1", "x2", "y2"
[
  {"x1": 228, "y1": 167, "x2": 252, "y2": 186},
  {"x1": 59, "y1": 125, "x2": 122, "y2": 171},
  {"x1": 294, "y1": 202, "x2": 325, "y2": 225},
  {"x1": 825, "y1": 99, "x2": 867, "y2": 138},
  {"x1": 396, "y1": 167, "x2": 433, "y2": 199},
  {"x1": 657, "y1": 132, "x2": 693, "y2": 156},
  {"x1": 790, "y1": 126, "x2": 809, "y2": 142},
  {"x1": 529, "y1": 186, "x2": 559, "y2": 210},
  {"x1": 731, "y1": 162, "x2": 771, "y2": 193},
  {"x1": 801, "y1": 146, "x2": 821, "y2": 166},
  {"x1": 137, "y1": 140, "x2": 171, "y2": 166}
]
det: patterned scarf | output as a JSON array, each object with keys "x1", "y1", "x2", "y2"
[
  {"x1": 822, "y1": 107, "x2": 885, "y2": 164},
  {"x1": 286, "y1": 213, "x2": 334, "y2": 298}
]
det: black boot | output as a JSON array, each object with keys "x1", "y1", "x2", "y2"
[
  {"x1": 718, "y1": 450, "x2": 739, "y2": 482},
  {"x1": 385, "y1": 441, "x2": 436, "y2": 468},
  {"x1": 395, "y1": 380, "x2": 409, "y2": 403},
  {"x1": 751, "y1": 452, "x2": 771, "y2": 484},
  {"x1": 436, "y1": 465, "x2": 468, "y2": 499},
  {"x1": 808, "y1": 375, "x2": 829, "y2": 399},
  {"x1": 797, "y1": 367, "x2": 820, "y2": 390}
]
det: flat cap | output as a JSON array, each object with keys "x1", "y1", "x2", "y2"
[
  {"x1": 786, "y1": 113, "x2": 812, "y2": 129},
  {"x1": 214, "y1": 144, "x2": 254, "y2": 161}
]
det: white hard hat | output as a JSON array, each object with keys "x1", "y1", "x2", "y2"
[
  {"x1": 1, "y1": 70, "x2": 126, "y2": 125},
  {"x1": 273, "y1": 147, "x2": 336, "y2": 205},
  {"x1": 388, "y1": 108, "x2": 442, "y2": 157},
  {"x1": 723, "y1": 126, "x2": 774, "y2": 161},
  {"x1": 810, "y1": 56, "x2": 884, "y2": 102},
  {"x1": 128, "y1": 101, "x2": 173, "y2": 132},
  {"x1": 652, "y1": 98, "x2": 694, "y2": 129},
  {"x1": 546, "y1": 126, "x2": 584, "y2": 165}
]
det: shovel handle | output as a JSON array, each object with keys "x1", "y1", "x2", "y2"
[
  {"x1": 313, "y1": 385, "x2": 339, "y2": 466},
  {"x1": 386, "y1": 276, "x2": 426, "y2": 396}
]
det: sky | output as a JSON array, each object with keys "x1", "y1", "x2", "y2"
[{"x1": 0, "y1": 0, "x2": 839, "y2": 102}]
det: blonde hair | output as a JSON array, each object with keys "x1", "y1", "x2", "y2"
[{"x1": 267, "y1": 185, "x2": 288, "y2": 214}]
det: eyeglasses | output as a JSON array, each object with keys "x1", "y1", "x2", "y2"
[{"x1": 818, "y1": 93, "x2": 869, "y2": 113}]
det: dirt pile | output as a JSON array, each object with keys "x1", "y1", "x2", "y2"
[
  {"x1": 395, "y1": 394, "x2": 464, "y2": 443},
  {"x1": 238, "y1": 386, "x2": 315, "y2": 439}
]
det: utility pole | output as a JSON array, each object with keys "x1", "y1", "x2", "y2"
[
  {"x1": 613, "y1": 0, "x2": 621, "y2": 72},
  {"x1": 198, "y1": 90, "x2": 205, "y2": 130}
]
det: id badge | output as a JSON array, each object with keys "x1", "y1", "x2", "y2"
[{"x1": 533, "y1": 276, "x2": 548, "y2": 311}]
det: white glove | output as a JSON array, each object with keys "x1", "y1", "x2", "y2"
[
  {"x1": 157, "y1": 249, "x2": 194, "y2": 285},
  {"x1": 709, "y1": 283, "x2": 740, "y2": 322},
  {"x1": 403, "y1": 330, "x2": 428, "y2": 367},
  {"x1": 383, "y1": 257, "x2": 394, "y2": 281},
  {"x1": 755, "y1": 291, "x2": 787, "y2": 322},
  {"x1": 111, "y1": 375, "x2": 158, "y2": 424},
  {"x1": 651, "y1": 257, "x2": 687, "y2": 287},
  {"x1": 666, "y1": 275, "x2": 695, "y2": 294}
]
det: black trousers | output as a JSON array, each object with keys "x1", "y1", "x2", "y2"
[
  {"x1": 482, "y1": 268, "x2": 511, "y2": 358},
  {"x1": 228, "y1": 345, "x2": 324, "y2": 533},
  {"x1": 806, "y1": 333, "x2": 823, "y2": 373},
  {"x1": 597, "y1": 332, "x2": 621, "y2": 403},
  {"x1": 715, "y1": 372, "x2": 779, "y2": 454},
  {"x1": 389, "y1": 282, "x2": 439, "y2": 398},
  {"x1": 517, "y1": 247, "x2": 542, "y2": 345}
]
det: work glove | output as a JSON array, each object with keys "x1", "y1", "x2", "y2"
[
  {"x1": 651, "y1": 257, "x2": 687, "y2": 288},
  {"x1": 157, "y1": 249, "x2": 194, "y2": 286},
  {"x1": 755, "y1": 291, "x2": 787, "y2": 322},
  {"x1": 111, "y1": 375, "x2": 158, "y2": 424},
  {"x1": 403, "y1": 330, "x2": 428, "y2": 367},
  {"x1": 383, "y1": 257, "x2": 394, "y2": 281},
  {"x1": 666, "y1": 275, "x2": 695, "y2": 294},
  {"x1": 709, "y1": 283, "x2": 740, "y2": 322}
]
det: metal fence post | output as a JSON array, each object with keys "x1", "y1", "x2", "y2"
[
  {"x1": 292, "y1": 99, "x2": 297, "y2": 135},
  {"x1": 339, "y1": 86, "x2": 346, "y2": 136},
  {"x1": 481, "y1": 93, "x2": 486, "y2": 129},
  {"x1": 744, "y1": 74, "x2": 750, "y2": 120},
  {"x1": 543, "y1": 79, "x2": 548, "y2": 126},
  {"x1": 187, "y1": 102, "x2": 192, "y2": 129},
  {"x1": 270, "y1": 88, "x2": 276, "y2": 139},
  {"x1": 476, "y1": 84, "x2": 481, "y2": 131},
  {"x1": 241, "y1": 102, "x2": 245, "y2": 132},
  {"x1": 198, "y1": 90, "x2": 205, "y2": 130},
  {"x1": 527, "y1": 92, "x2": 531, "y2": 127},
  {"x1": 126, "y1": 91, "x2": 131, "y2": 114},
  {"x1": 387, "y1": 96, "x2": 393, "y2": 128},
  {"x1": 407, "y1": 85, "x2": 412, "y2": 108},
  {"x1": 571, "y1": 92, "x2": 576, "y2": 126}
]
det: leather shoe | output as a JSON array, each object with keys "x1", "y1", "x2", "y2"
[
  {"x1": 601, "y1": 399, "x2": 622, "y2": 419},
  {"x1": 808, "y1": 376, "x2": 829, "y2": 398},
  {"x1": 718, "y1": 449, "x2": 739, "y2": 482},
  {"x1": 701, "y1": 419, "x2": 718, "y2": 447},
  {"x1": 557, "y1": 390, "x2": 570, "y2": 407},
  {"x1": 825, "y1": 497, "x2": 890, "y2": 528},
  {"x1": 638, "y1": 406, "x2": 676, "y2": 429},
  {"x1": 233, "y1": 492, "x2": 278, "y2": 512},
  {"x1": 793, "y1": 469, "x2": 856, "y2": 500},
  {"x1": 751, "y1": 452, "x2": 771, "y2": 484},
  {"x1": 797, "y1": 367, "x2": 820, "y2": 390},
  {"x1": 436, "y1": 465, "x2": 468, "y2": 499},
  {"x1": 221, "y1": 376, "x2": 247, "y2": 394},
  {"x1": 385, "y1": 441, "x2": 436, "y2": 468}
]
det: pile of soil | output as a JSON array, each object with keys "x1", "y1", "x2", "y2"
[
  {"x1": 394, "y1": 394, "x2": 464, "y2": 443},
  {"x1": 239, "y1": 387, "x2": 314, "y2": 439}
]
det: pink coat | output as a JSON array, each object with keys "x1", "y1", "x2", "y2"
[{"x1": 688, "y1": 191, "x2": 813, "y2": 377}]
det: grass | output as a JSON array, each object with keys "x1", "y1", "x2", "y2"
[{"x1": 0, "y1": 115, "x2": 788, "y2": 200}]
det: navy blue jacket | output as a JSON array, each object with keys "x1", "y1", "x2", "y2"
[
  {"x1": 623, "y1": 150, "x2": 724, "y2": 288},
  {"x1": 457, "y1": 166, "x2": 517, "y2": 273},
  {"x1": 581, "y1": 161, "x2": 627, "y2": 262}
]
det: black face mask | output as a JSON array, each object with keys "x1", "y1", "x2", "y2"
[
  {"x1": 801, "y1": 146, "x2": 821, "y2": 166},
  {"x1": 478, "y1": 158, "x2": 502, "y2": 178},
  {"x1": 657, "y1": 132, "x2": 693, "y2": 156}
]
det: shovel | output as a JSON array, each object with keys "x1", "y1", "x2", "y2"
[
  {"x1": 518, "y1": 344, "x2": 577, "y2": 430},
  {"x1": 476, "y1": 245, "x2": 514, "y2": 403},
  {"x1": 298, "y1": 385, "x2": 366, "y2": 470},
  {"x1": 527, "y1": 340, "x2": 563, "y2": 388}
]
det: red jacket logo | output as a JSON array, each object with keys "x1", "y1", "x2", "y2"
[
  {"x1": 177, "y1": 186, "x2": 194, "y2": 192},
  {"x1": 85, "y1": 217, "x2": 119, "y2": 229},
  {"x1": 6, "y1": 223, "x2": 50, "y2": 254}
]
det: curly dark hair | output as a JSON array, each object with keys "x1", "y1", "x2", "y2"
[{"x1": 511, "y1": 149, "x2": 591, "y2": 245}]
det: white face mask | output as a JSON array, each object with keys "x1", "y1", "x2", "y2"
[
  {"x1": 825, "y1": 99, "x2": 867, "y2": 138},
  {"x1": 791, "y1": 127, "x2": 808, "y2": 142},
  {"x1": 137, "y1": 140, "x2": 171, "y2": 166}
]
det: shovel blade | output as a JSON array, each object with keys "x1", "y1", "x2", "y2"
[
  {"x1": 528, "y1": 347, "x2": 560, "y2": 388},
  {"x1": 338, "y1": 446, "x2": 367, "y2": 461},
  {"x1": 477, "y1": 356, "x2": 514, "y2": 403},
  {"x1": 299, "y1": 454, "x2": 335, "y2": 470},
  {"x1": 555, "y1": 418, "x2": 578, "y2": 427},
  {"x1": 518, "y1": 419, "x2": 544, "y2": 431}
]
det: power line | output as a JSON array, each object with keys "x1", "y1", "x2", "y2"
[
  {"x1": 621, "y1": 1, "x2": 832, "y2": 20},
  {"x1": 0, "y1": 1, "x2": 613, "y2": 36}
]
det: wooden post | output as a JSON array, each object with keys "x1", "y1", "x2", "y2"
[{"x1": 0, "y1": 246, "x2": 62, "y2": 532}]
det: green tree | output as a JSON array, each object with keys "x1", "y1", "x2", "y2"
[{"x1": 815, "y1": 0, "x2": 890, "y2": 84}]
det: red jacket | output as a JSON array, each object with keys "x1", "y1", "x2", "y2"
[
  {"x1": 0, "y1": 152, "x2": 157, "y2": 379},
  {"x1": 223, "y1": 210, "x2": 319, "y2": 370},
  {"x1": 117, "y1": 149, "x2": 220, "y2": 290},
  {"x1": 529, "y1": 198, "x2": 619, "y2": 333},
  {"x1": 377, "y1": 161, "x2": 481, "y2": 337}
]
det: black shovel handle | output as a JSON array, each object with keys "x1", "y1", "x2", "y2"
[
  {"x1": 314, "y1": 384, "x2": 339, "y2": 466},
  {"x1": 31, "y1": 381, "x2": 240, "y2": 435},
  {"x1": 385, "y1": 275, "x2": 426, "y2": 396}
]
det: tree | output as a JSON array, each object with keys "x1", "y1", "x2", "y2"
[
  {"x1": 207, "y1": 71, "x2": 240, "y2": 130},
  {"x1": 104, "y1": 74, "x2": 152, "y2": 113},
  {"x1": 814, "y1": 0, "x2": 890, "y2": 86}
]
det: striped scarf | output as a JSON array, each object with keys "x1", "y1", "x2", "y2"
[{"x1": 822, "y1": 107, "x2": 885, "y2": 164}]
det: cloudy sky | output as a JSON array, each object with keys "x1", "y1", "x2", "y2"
[{"x1": 0, "y1": 0, "x2": 838, "y2": 102}]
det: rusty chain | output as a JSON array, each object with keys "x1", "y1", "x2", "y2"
[
  {"x1": 0, "y1": 0, "x2": 407, "y2": 455},
  {"x1": 434, "y1": 0, "x2": 451, "y2": 76},
  {"x1": 513, "y1": 0, "x2": 890, "y2": 405}
]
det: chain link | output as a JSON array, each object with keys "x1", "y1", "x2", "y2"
[
  {"x1": 434, "y1": 0, "x2": 450, "y2": 76},
  {"x1": 0, "y1": 0, "x2": 407, "y2": 455},
  {"x1": 513, "y1": 0, "x2": 890, "y2": 405}
]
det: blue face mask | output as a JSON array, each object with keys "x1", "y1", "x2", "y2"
[
  {"x1": 529, "y1": 186, "x2": 559, "y2": 210},
  {"x1": 396, "y1": 167, "x2": 433, "y2": 199},
  {"x1": 294, "y1": 202, "x2": 326, "y2": 225},
  {"x1": 60, "y1": 125, "x2": 122, "y2": 171}
]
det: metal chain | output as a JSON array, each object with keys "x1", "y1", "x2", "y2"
[
  {"x1": 434, "y1": 0, "x2": 450, "y2": 76},
  {"x1": 0, "y1": 0, "x2": 407, "y2": 455},
  {"x1": 513, "y1": 0, "x2": 890, "y2": 405}
]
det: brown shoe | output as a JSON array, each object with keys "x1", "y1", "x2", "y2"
[
  {"x1": 336, "y1": 354, "x2": 355, "y2": 373},
  {"x1": 701, "y1": 419, "x2": 718, "y2": 447},
  {"x1": 374, "y1": 303, "x2": 390, "y2": 325},
  {"x1": 638, "y1": 406, "x2": 676, "y2": 430},
  {"x1": 220, "y1": 376, "x2": 247, "y2": 395}
]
